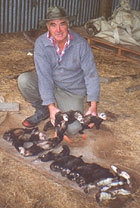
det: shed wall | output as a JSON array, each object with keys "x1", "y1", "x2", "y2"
[
  {"x1": 0, "y1": 0, "x2": 101, "y2": 34},
  {"x1": 0, "y1": 0, "x2": 140, "y2": 34}
]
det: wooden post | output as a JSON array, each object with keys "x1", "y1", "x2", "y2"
[{"x1": 99, "y1": 0, "x2": 113, "y2": 19}]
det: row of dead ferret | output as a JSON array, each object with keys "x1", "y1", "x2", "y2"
[
  {"x1": 3, "y1": 110, "x2": 106, "y2": 156},
  {"x1": 36, "y1": 145, "x2": 132, "y2": 202},
  {"x1": 3, "y1": 110, "x2": 132, "y2": 201}
]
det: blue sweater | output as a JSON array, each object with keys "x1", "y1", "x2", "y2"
[{"x1": 34, "y1": 29, "x2": 100, "y2": 105}]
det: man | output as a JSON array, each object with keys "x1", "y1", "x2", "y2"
[{"x1": 18, "y1": 6, "x2": 100, "y2": 134}]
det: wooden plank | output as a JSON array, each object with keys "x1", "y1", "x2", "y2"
[
  {"x1": 72, "y1": 27, "x2": 140, "y2": 62},
  {"x1": 89, "y1": 37, "x2": 140, "y2": 55},
  {"x1": 0, "y1": 102, "x2": 19, "y2": 111},
  {"x1": 89, "y1": 38, "x2": 140, "y2": 62}
]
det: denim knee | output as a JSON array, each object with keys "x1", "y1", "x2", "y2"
[
  {"x1": 18, "y1": 72, "x2": 31, "y2": 89},
  {"x1": 18, "y1": 72, "x2": 37, "y2": 89}
]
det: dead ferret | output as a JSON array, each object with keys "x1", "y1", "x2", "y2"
[
  {"x1": 43, "y1": 110, "x2": 106, "y2": 136},
  {"x1": 50, "y1": 155, "x2": 84, "y2": 175},
  {"x1": 70, "y1": 163, "x2": 114, "y2": 188},
  {"x1": 3, "y1": 127, "x2": 63, "y2": 156},
  {"x1": 79, "y1": 112, "x2": 107, "y2": 134},
  {"x1": 37, "y1": 145, "x2": 70, "y2": 162},
  {"x1": 43, "y1": 110, "x2": 84, "y2": 131}
]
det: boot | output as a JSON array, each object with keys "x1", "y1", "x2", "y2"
[{"x1": 22, "y1": 106, "x2": 50, "y2": 127}]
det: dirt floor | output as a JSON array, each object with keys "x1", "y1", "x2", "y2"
[{"x1": 0, "y1": 28, "x2": 140, "y2": 208}]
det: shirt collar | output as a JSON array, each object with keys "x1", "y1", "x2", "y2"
[{"x1": 46, "y1": 30, "x2": 74, "y2": 64}]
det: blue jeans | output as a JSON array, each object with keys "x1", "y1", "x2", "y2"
[{"x1": 18, "y1": 71, "x2": 84, "y2": 134}]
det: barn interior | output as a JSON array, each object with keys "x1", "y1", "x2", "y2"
[{"x1": 0, "y1": 0, "x2": 140, "y2": 208}]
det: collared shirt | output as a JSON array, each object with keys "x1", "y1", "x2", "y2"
[
  {"x1": 34, "y1": 29, "x2": 100, "y2": 106},
  {"x1": 47, "y1": 31, "x2": 73, "y2": 64}
]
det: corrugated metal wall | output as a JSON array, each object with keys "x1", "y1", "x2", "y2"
[
  {"x1": 0, "y1": 0, "x2": 140, "y2": 34},
  {"x1": 0, "y1": 0, "x2": 101, "y2": 34}
]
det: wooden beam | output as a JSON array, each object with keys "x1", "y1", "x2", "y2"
[
  {"x1": 0, "y1": 103, "x2": 19, "y2": 111},
  {"x1": 99, "y1": 0, "x2": 113, "y2": 19}
]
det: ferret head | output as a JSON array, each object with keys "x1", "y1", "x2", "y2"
[
  {"x1": 63, "y1": 114, "x2": 69, "y2": 122},
  {"x1": 39, "y1": 132, "x2": 47, "y2": 140},
  {"x1": 74, "y1": 112, "x2": 84, "y2": 123},
  {"x1": 98, "y1": 112, "x2": 107, "y2": 120}
]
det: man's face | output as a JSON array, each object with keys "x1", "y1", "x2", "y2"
[{"x1": 47, "y1": 19, "x2": 69, "y2": 43}]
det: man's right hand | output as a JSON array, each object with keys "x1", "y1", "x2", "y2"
[{"x1": 48, "y1": 103, "x2": 61, "y2": 126}]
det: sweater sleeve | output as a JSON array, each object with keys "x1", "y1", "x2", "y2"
[
  {"x1": 34, "y1": 38, "x2": 55, "y2": 105},
  {"x1": 80, "y1": 40, "x2": 100, "y2": 102}
]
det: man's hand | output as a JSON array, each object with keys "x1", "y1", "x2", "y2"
[
  {"x1": 48, "y1": 103, "x2": 61, "y2": 126},
  {"x1": 85, "y1": 101, "x2": 97, "y2": 128}
]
